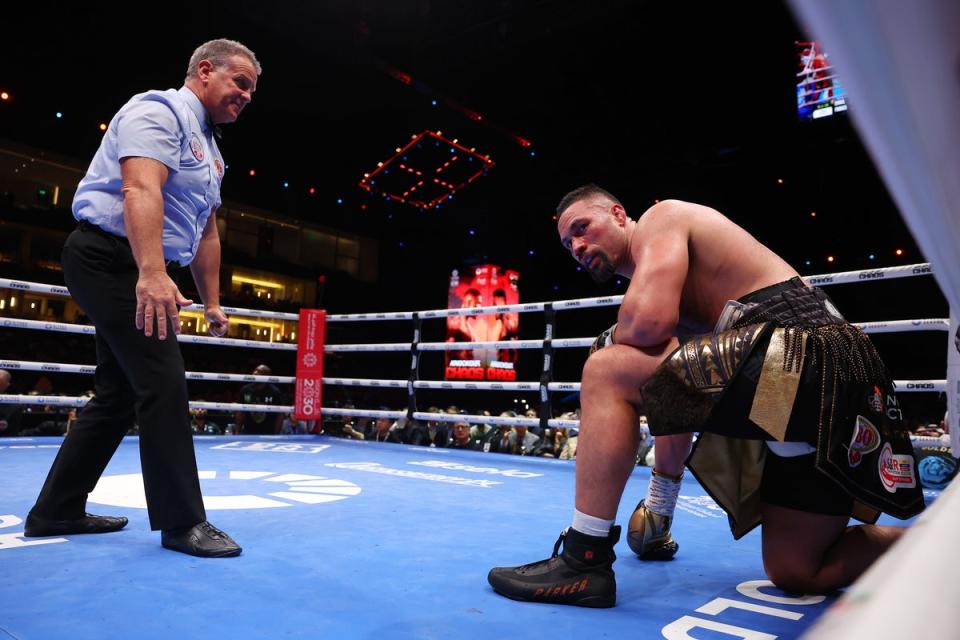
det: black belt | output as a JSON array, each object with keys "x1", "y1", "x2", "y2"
[
  {"x1": 736, "y1": 276, "x2": 806, "y2": 305},
  {"x1": 77, "y1": 220, "x2": 183, "y2": 271},
  {"x1": 736, "y1": 277, "x2": 844, "y2": 327}
]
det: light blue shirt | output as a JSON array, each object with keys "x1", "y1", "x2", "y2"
[{"x1": 72, "y1": 86, "x2": 225, "y2": 266}]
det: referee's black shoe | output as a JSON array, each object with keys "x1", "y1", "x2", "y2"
[
  {"x1": 487, "y1": 526, "x2": 619, "y2": 608},
  {"x1": 24, "y1": 511, "x2": 128, "y2": 537},
  {"x1": 161, "y1": 520, "x2": 242, "y2": 558}
]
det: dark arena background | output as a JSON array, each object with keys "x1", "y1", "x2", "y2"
[{"x1": 1, "y1": 2, "x2": 956, "y2": 639}]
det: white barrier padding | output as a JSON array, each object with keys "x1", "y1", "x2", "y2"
[{"x1": 949, "y1": 311, "x2": 959, "y2": 458}]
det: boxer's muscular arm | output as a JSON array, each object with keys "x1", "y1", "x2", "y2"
[{"x1": 615, "y1": 202, "x2": 690, "y2": 347}]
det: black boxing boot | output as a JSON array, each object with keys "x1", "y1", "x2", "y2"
[{"x1": 487, "y1": 526, "x2": 620, "y2": 608}]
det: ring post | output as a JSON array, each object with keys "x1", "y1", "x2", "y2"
[
  {"x1": 407, "y1": 312, "x2": 422, "y2": 421},
  {"x1": 539, "y1": 303, "x2": 556, "y2": 432}
]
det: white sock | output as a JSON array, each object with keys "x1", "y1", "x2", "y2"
[
  {"x1": 645, "y1": 470, "x2": 682, "y2": 517},
  {"x1": 571, "y1": 509, "x2": 614, "y2": 537}
]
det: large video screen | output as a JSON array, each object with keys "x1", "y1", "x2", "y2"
[
  {"x1": 797, "y1": 40, "x2": 847, "y2": 121},
  {"x1": 445, "y1": 264, "x2": 520, "y2": 381}
]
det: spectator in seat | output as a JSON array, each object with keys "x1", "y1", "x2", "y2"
[{"x1": 235, "y1": 364, "x2": 283, "y2": 434}]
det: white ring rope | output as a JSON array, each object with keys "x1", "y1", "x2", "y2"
[
  {"x1": 303, "y1": 380, "x2": 580, "y2": 392},
  {"x1": 327, "y1": 296, "x2": 627, "y2": 322},
  {"x1": 3, "y1": 263, "x2": 935, "y2": 325},
  {"x1": 804, "y1": 263, "x2": 932, "y2": 286},
  {"x1": 0, "y1": 317, "x2": 296, "y2": 351},
  {"x1": 0, "y1": 394, "x2": 90, "y2": 408},
  {"x1": 313, "y1": 407, "x2": 581, "y2": 429},
  {"x1": 0, "y1": 278, "x2": 298, "y2": 322},
  {"x1": 0, "y1": 360, "x2": 943, "y2": 395},
  {"x1": 852, "y1": 319, "x2": 948, "y2": 334},
  {"x1": 2, "y1": 389, "x2": 947, "y2": 449},
  {"x1": 0, "y1": 360, "x2": 293, "y2": 384},
  {"x1": 414, "y1": 381, "x2": 540, "y2": 391},
  {"x1": 1, "y1": 393, "x2": 571, "y2": 427},
  {"x1": 0, "y1": 388, "x2": 930, "y2": 438},
  {"x1": 323, "y1": 263, "x2": 935, "y2": 319},
  {"x1": 0, "y1": 279, "x2": 70, "y2": 297},
  {"x1": 0, "y1": 360, "x2": 577, "y2": 392},
  {"x1": 190, "y1": 401, "x2": 289, "y2": 414},
  {"x1": 1, "y1": 360, "x2": 96, "y2": 375},
  {"x1": 321, "y1": 378, "x2": 549, "y2": 391},
  {"x1": 1, "y1": 316, "x2": 946, "y2": 359},
  {"x1": 201, "y1": 305, "x2": 297, "y2": 321},
  {"x1": 0, "y1": 394, "x2": 292, "y2": 414},
  {"x1": 175, "y1": 335, "x2": 295, "y2": 350},
  {"x1": 894, "y1": 380, "x2": 947, "y2": 393},
  {"x1": 324, "y1": 320, "x2": 948, "y2": 354},
  {"x1": 0, "y1": 390, "x2": 940, "y2": 440},
  {"x1": 1, "y1": 317, "x2": 95, "y2": 336}
]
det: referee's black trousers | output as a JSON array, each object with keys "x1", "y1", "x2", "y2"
[{"x1": 30, "y1": 224, "x2": 206, "y2": 531}]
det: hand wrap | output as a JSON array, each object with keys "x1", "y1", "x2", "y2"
[{"x1": 589, "y1": 324, "x2": 617, "y2": 356}]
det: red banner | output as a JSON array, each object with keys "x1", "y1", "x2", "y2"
[{"x1": 294, "y1": 309, "x2": 326, "y2": 421}]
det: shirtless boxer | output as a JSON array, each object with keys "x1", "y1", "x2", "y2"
[{"x1": 488, "y1": 185, "x2": 923, "y2": 607}]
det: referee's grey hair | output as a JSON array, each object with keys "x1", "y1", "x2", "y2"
[{"x1": 185, "y1": 39, "x2": 262, "y2": 82}]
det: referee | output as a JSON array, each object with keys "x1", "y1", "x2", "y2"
[{"x1": 24, "y1": 39, "x2": 262, "y2": 558}]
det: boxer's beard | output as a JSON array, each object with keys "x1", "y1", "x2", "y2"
[{"x1": 587, "y1": 252, "x2": 616, "y2": 283}]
